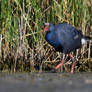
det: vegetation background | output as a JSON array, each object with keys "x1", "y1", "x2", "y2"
[{"x1": 0, "y1": 0, "x2": 92, "y2": 72}]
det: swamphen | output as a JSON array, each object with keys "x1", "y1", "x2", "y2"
[{"x1": 43, "y1": 22, "x2": 92, "y2": 73}]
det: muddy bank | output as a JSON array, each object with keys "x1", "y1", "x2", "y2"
[{"x1": 0, "y1": 72, "x2": 92, "y2": 92}]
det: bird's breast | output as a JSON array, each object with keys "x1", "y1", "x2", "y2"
[{"x1": 45, "y1": 32, "x2": 63, "y2": 52}]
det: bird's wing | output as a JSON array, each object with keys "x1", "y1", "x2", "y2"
[
  {"x1": 54, "y1": 23, "x2": 83, "y2": 53},
  {"x1": 55, "y1": 23, "x2": 83, "y2": 43}
]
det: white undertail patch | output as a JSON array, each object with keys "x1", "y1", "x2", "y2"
[{"x1": 81, "y1": 38, "x2": 86, "y2": 44}]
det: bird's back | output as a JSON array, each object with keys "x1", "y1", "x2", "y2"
[{"x1": 52, "y1": 23, "x2": 83, "y2": 53}]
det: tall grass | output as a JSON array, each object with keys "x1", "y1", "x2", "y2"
[{"x1": 0, "y1": 0, "x2": 92, "y2": 72}]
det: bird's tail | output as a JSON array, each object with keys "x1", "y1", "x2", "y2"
[{"x1": 81, "y1": 36, "x2": 92, "y2": 44}]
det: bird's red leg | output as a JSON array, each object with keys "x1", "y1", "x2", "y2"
[
  {"x1": 55, "y1": 54, "x2": 65, "y2": 70},
  {"x1": 68, "y1": 54, "x2": 75, "y2": 74},
  {"x1": 55, "y1": 59, "x2": 64, "y2": 70}
]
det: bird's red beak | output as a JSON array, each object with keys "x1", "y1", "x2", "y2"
[{"x1": 43, "y1": 26, "x2": 48, "y2": 32}]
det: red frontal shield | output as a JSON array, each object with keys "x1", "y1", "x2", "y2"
[{"x1": 43, "y1": 26, "x2": 48, "y2": 32}]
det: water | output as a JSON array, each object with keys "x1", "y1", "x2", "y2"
[{"x1": 0, "y1": 72, "x2": 92, "y2": 92}]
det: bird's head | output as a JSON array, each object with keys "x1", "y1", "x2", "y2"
[{"x1": 43, "y1": 23, "x2": 55, "y2": 32}]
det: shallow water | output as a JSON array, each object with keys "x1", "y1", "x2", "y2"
[{"x1": 0, "y1": 72, "x2": 92, "y2": 92}]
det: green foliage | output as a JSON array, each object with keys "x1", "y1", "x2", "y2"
[{"x1": 0, "y1": 0, "x2": 92, "y2": 72}]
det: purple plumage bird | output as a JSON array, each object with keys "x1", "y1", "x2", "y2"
[{"x1": 43, "y1": 22, "x2": 92, "y2": 73}]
